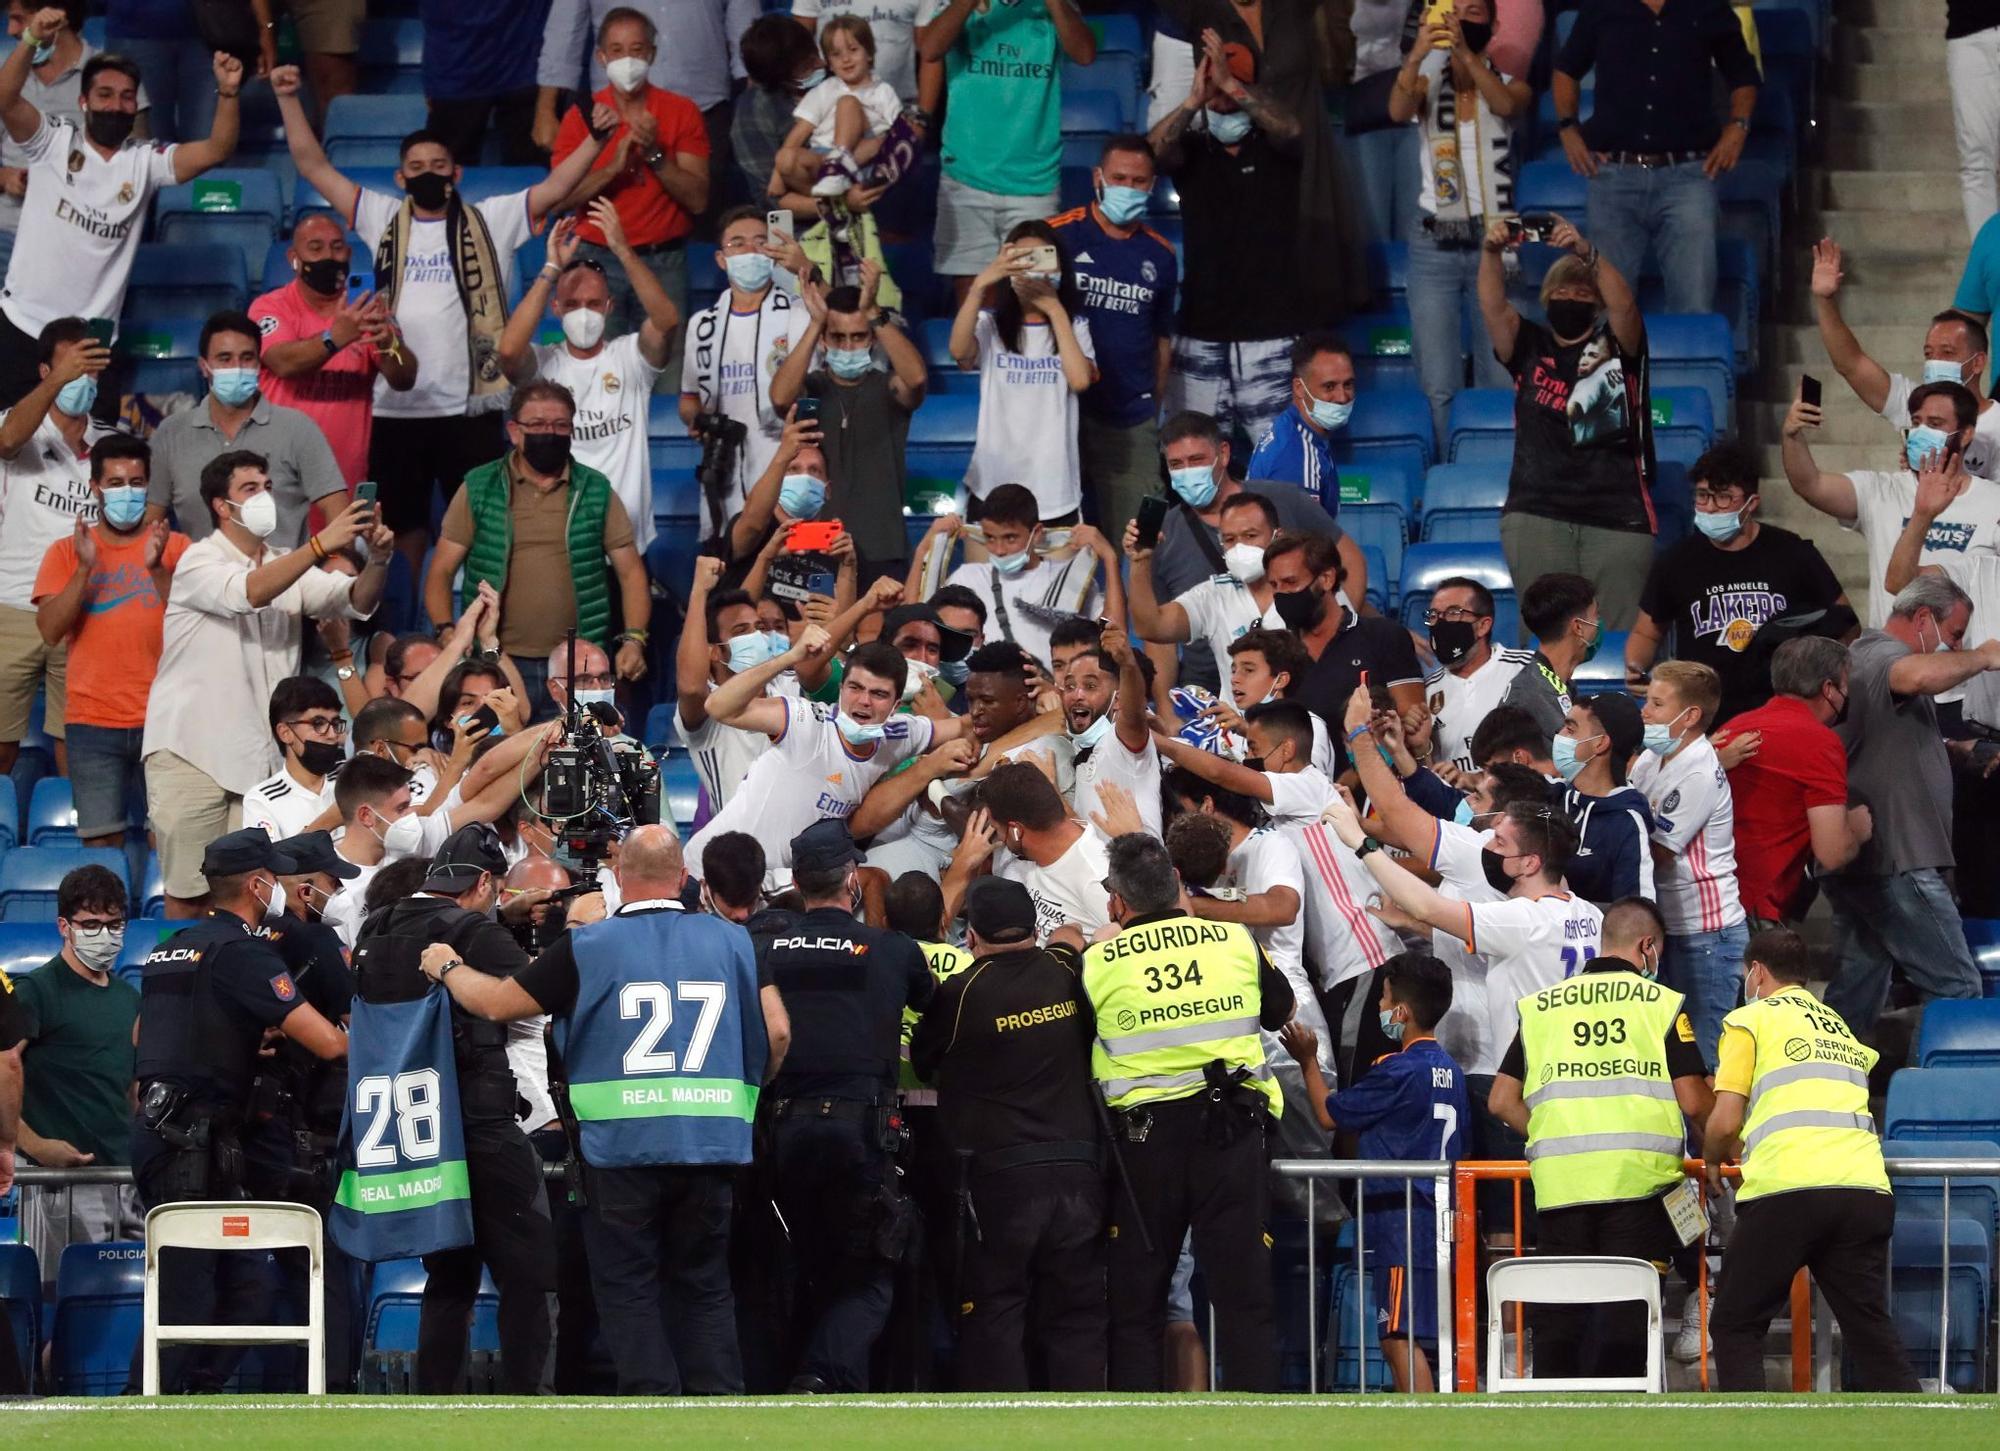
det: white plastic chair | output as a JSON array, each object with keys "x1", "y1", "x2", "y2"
[
  {"x1": 142, "y1": 1201, "x2": 325, "y2": 1395},
  {"x1": 1485, "y1": 1254, "x2": 1664, "y2": 1393}
]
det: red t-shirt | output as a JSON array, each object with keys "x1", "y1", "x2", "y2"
[
  {"x1": 1724, "y1": 694, "x2": 1850, "y2": 921},
  {"x1": 249, "y1": 280, "x2": 386, "y2": 488},
  {"x1": 553, "y1": 85, "x2": 710, "y2": 249}
]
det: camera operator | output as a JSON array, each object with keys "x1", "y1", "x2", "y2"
[
  {"x1": 348, "y1": 825, "x2": 556, "y2": 1394},
  {"x1": 419, "y1": 825, "x2": 787, "y2": 1395}
]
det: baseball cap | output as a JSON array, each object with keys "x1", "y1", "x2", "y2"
[
  {"x1": 1585, "y1": 690, "x2": 1644, "y2": 763},
  {"x1": 964, "y1": 876, "x2": 1037, "y2": 946},
  {"x1": 271, "y1": 830, "x2": 360, "y2": 880},
  {"x1": 202, "y1": 828, "x2": 297, "y2": 878},
  {"x1": 790, "y1": 819, "x2": 862, "y2": 875},
  {"x1": 422, "y1": 824, "x2": 510, "y2": 893}
]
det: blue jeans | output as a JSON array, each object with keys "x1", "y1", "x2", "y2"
[
  {"x1": 1662, "y1": 921, "x2": 1749, "y2": 1071},
  {"x1": 1584, "y1": 161, "x2": 1718, "y2": 315},
  {"x1": 108, "y1": 34, "x2": 218, "y2": 144},
  {"x1": 64, "y1": 722, "x2": 146, "y2": 840},
  {"x1": 1821, "y1": 868, "x2": 1983, "y2": 1034},
  {"x1": 1407, "y1": 224, "x2": 1511, "y2": 451},
  {"x1": 1346, "y1": 123, "x2": 1421, "y2": 248}
]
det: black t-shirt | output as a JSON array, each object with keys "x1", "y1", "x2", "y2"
[
  {"x1": 759, "y1": 906, "x2": 935, "y2": 1100},
  {"x1": 1290, "y1": 607, "x2": 1426, "y2": 773},
  {"x1": 0, "y1": 965, "x2": 28, "y2": 1051},
  {"x1": 513, "y1": 903, "x2": 771, "y2": 1013},
  {"x1": 1498, "y1": 957, "x2": 1708, "y2": 1080},
  {"x1": 908, "y1": 943, "x2": 1099, "y2": 1155},
  {"x1": 1172, "y1": 133, "x2": 1305, "y2": 342},
  {"x1": 1503, "y1": 318, "x2": 1656, "y2": 533},
  {"x1": 806, "y1": 369, "x2": 913, "y2": 567},
  {"x1": 1636, "y1": 524, "x2": 1845, "y2": 725},
  {"x1": 354, "y1": 896, "x2": 530, "y2": 1080},
  {"x1": 1946, "y1": 0, "x2": 2000, "y2": 40}
]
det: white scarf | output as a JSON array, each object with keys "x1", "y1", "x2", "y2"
[{"x1": 1424, "y1": 49, "x2": 1514, "y2": 242}]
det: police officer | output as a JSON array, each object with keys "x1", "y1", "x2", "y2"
[
  {"x1": 757, "y1": 819, "x2": 935, "y2": 1393},
  {"x1": 350, "y1": 824, "x2": 556, "y2": 1394},
  {"x1": 910, "y1": 877, "x2": 1105, "y2": 1390},
  {"x1": 1703, "y1": 928, "x2": 1918, "y2": 1392},
  {"x1": 131, "y1": 830, "x2": 349, "y2": 1394},
  {"x1": 1488, "y1": 896, "x2": 1713, "y2": 1382},
  {"x1": 417, "y1": 825, "x2": 790, "y2": 1394},
  {"x1": 1082, "y1": 831, "x2": 1295, "y2": 1393}
]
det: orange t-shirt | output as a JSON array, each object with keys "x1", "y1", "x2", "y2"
[
  {"x1": 554, "y1": 85, "x2": 710, "y2": 249},
  {"x1": 33, "y1": 525, "x2": 192, "y2": 728}
]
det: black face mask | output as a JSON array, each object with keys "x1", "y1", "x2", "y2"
[
  {"x1": 1458, "y1": 20, "x2": 1493, "y2": 51},
  {"x1": 295, "y1": 739, "x2": 346, "y2": 777},
  {"x1": 1430, "y1": 619, "x2": 1477, "y2": 667},
  {"x1": 520, "y1": 431, "x2": 572, "y2": 476},
  {"x1": 1272, "y1": 585, "x2": 1325, "y2": 632},
  {"x1": 1546, "y1": 298, "x2": 1599, "y2": 340},
  {"x1": 1241, "y1": 755, "x2": 1265, "y2": 773},
  {"x1": 1480, "y1": 848, "x2": 1518, "y2": 895},
  {"x1": 298, "y1": 256, "x2": 348, "y2": 295},
  {"x1": 1827, "y1": 685, "x2": 1850, "y2": 728},
  {"x1": 85, "y1": 108, "x2": 135, "y2": 150},
  {"x1": 404, "y1": 170, "x2": 453, "y2": 210}
]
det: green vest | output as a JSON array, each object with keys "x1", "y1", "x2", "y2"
[
  {"x1": 460, "y1": 454, "x2": 614, "y2": 646},
  {"x1": 1082, "y1": 915, "x2": 1279, "y2": 1117},
  {"x1": 900, "y1": 940, "x2": 974, "y2": 1094},
  {"x1": 1724, "y1": 986, "x2": 1886, "y2": 1203},
  {"x1": 1518, "y1": 968, "x2": 1689, "y2": 1210}
]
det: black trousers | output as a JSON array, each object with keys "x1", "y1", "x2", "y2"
[
  {"x1": 581, "y1": 1164, "x2": 743, "y2": 1395},
  {"x1": 417, "y1": 1114, "x2": 557, "y2": 1394},
  {"x1": 0, "y1": 310, "x2": 41, "y2": 411},
  {"x1": 530, "y1": 1126, "x2": 602, "y2": 1394},
  {"x1": 366, "y1": 412, "x2": 508, "y2": 537},
  {"x1": 1531, "y1": 1195, "x2": 1676, "y2": 1380},
  {"x1": 426, "y1": 89, "x2": 546, "y2": 168},
  {"x1": 768, "y1": 1112, "x2": 898, "y2": 1391},
  {"x1": 956, "y1": 1162, "x2": 1107, "y2": 1391},
  {"x1": 1105, "y1": 1095, "x2": 1277, "y2": 1392},
  {"x1": 1712, "y1": 1188, "x2": 1919, "y2": 1392}
]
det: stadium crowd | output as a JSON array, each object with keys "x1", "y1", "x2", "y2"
[{"x1": 0, "y1": 0, "x2": 1995, "y2": 1402}]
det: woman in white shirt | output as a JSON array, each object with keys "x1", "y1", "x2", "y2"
[{"x1": 949, "y1": 221, "x2": 1097, "y2": 523}]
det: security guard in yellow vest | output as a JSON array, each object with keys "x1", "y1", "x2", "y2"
[
  {"x1": 1081, "y1": 833, "x2": 1295, "y2": 1393},
  {"x1": 1703, "y1": 928, "x2": 1919, "y2": 1393},
  {"x1": 1490, "y1": 897, "x2": 1712, "y2": 1381}
]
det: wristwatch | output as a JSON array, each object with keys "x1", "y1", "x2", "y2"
[
  {"x1": 1356, "y1": 836, "x2": 1384, "y2": 860},
  {"x1": 320, "y1": 329, "x2": 338, "y2": 356},
  {"x1": 437, "y1": 958, "x2": 463, "y2": 979},
  {"x1": 335, "y1": 664, "x2": 357, "y2": 682},
  {"x1": 1556, "y1": 115, "x2": 1579, "y2": 131},
  {"x1": 1730, "y1": 117, "x2": 1751, "y2": 133}
]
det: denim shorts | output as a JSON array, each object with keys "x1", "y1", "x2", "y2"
[{"x1": 64, "y1": 722, "x2": 146, "y2": 838}]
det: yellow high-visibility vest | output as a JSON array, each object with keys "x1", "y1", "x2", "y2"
[{"x1": 1723, "y1": 985, "x2": 1886, "y2": 1202}]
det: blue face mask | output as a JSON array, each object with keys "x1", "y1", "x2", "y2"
[
  {"x1": 55, "y1": 374, "x2": 97, "y2": 417},
  {"x1": 1641, "y1": 709, "x2": 1693, "y2": 757},
  {"x1": 725, "y1": 252, "x2": 773, "y2": 291},
  {"x1": 1070, "y1": 712, "x2": 1113, "y2": 750},
  {"x1": 1453, "y1": 796, "x2": 1477, "y2": 827},
  {"x1": 835, "y1": 710, "x2": 885, "y2": 746},
  {"x1": 30, "y1": 39, "x2": 54, "y2": 64},
  {"x1": 938, "y1": 656, "x2": 971, "y2": 685},
  {"x1": 1378, "y1": 1008, "x2": 1406, "y2": 1044},
  {"x1": 990, "y1": 547, "x2": 1031, "y2": 576},
  {"x1": 1923, "y1": 359, "x2": 1971, "y2": 386},
  {"x1": 100, "y1": 483, "x2": 147, "y2": 530},
  {"x1": 1307, "y1": 395, "x2": 1353, "y2": 431},
  {"x1": 1169, "y1": 465, "x2": 1218, "y2": 508},
  {"x1": 1551, "y1": 732, "x2": 1599, "y2": 782},
  {"x1": 1906, "y1": 425, "x2": 1952, "y2": 472},
  {"x1": 1098, "y1": 183, "x2": 1150, "y2": 226},
  {"x1": 825, "y1": 346, "x2": 872, "y2": 379},
  {"x1": 778, "y1": 473, "x2": 825, "y2": 519},
  {"x1": 1205, "y1": 107, "x2": 1252, "y2": 144},
  {"x1": 798, "y1": 67, "x2": 827, "y2": 90},
  {"x1": 209, "y1": 367, "x2": 259, "y2": 406},
  {"x1": 727, "y1": 632, "x2": 779, "y2": 672},
  {"x1": 1693, "y1": 507, "x2": 1744, "y2": 543}
]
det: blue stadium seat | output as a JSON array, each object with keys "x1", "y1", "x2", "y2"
[
  {"x1": 1963, "y1": 918, "x2": 1999, "y2": 948},
  {"x1": 908, "y1": 391, "x2": 980, "y2": 447},
  {"x1": 1342, "y1": 390, "x2": 1433, "y2": 470},
  {"x1": 1884, "y1": 1140, "x2": 2000, "y2": 1240},
  {"x1": 0, "y1": 847, "x2": 130, "y2": 923},
  {"x1": 1918, "y1": 1001, "x2": 2000, "y2": 1069},
  {"x1": 1444, "y1": 388, "x2": 1516, "y2": 464},
  {"x1": 139, "y1": 854, "x2": 166, "y2": 920},
  {"x1": 1514, "y1": 159, "x2": 1588, "y2": 219},
  {"x1": 154, "y1": 170, "x2": 284, "y2": 276},
  {"x1": 662, "y1": 752, "x2": 701, "y2": 831},
  {"x1": 1361, "y1": 545, "x2": 1390, "y2": 614},
  {"x1": 653, "y1": 466, "x2": 701, "y2": 525},
  {"x1": 1419, "y1": 463, "x2": 1507, "y2": 544},
  {"x1": 1086, "y1": 13, "x2": 1145, "y2": 56},
  {"x1": 356, "y1": 17, "x2": 426, "y2": 94},
  {"x1": 1573, "y1": 632, "x2": 1632, "y2": 696},
  {"x1": 116, "y1": 922, "x2": 174, "y2": 986},
  {"x1": 647, "y1": 397, "x2": 700, "y2": 472},
  {"x1": 0, "y1": 773, "x2": 15, "y2": 853},
  {"x1": 1059, "y1": 88, "x2": 1124, "y2": 142},
  {"x1": 1646, "y1": 314, "x2": 1736, "y2": 430},
  {"x1": 52, "y1": 1240, "x2": 145, "y2": 1395},
  {"x1": 1063, "y1": 58, "x2": 1141, "y2": 128},
  {"x1": 1755, "y1": 6, "x2": 1818, "y2": 135},
  {"x1": 1885, "y1": 1067, "x2": 2000, "y2": 1145},
  {"x1": 1398, "y1": 543, "x2": 1515, "y2": 643},
  {"x1": 644, "y1": 531, "x2": 704, "y2": 611},
  {"x1": 1718, "y1": 159, "x2": 1782, "y2": 279},
  {"x1": 291, "y1": 167, "x2": 399, "y2": 220},
  {"x1": 457, "y1": 168, "x2": 546, "y2": 207},
  {"x1": 28, "y1": 777, "x2": 78, "y2": 848},
  {"x1": 642, "y1": 705, "x2": 678, "y2": 753},
  {"x1": 1367, "y1": 241, "x2": 1409, "y2": 307},
  {"x1": 323, "y1": 93, "x2": 429, "y2": 169},
  {"x1": 1332, "y1": 466, "x2": 1413, "y2": 593},
  {"x1": 921, "y1": 316, "x2": 958, "y2": 372},
  {"x1": 1651, "y1": 387, "x2": 1717, "y2": 456},
  {"x1": 1344, "y1": 310, "x2": 1418, "y2": 393},
  {"x1": 0, "y1": 922, "x2": 61, "y2": 978},
  {"x1": 1889, "y1": 1215, "x2": 1988, "y2": 1391},
  {"x1": 0, "y1": 1242, "x2": 38, "y2": 1381},
  {"x1": 1652, "y1": 459, "x2": 1694, "y2": 551},
  {"x1": 1327, "y1": 1261, "x2": 1396, "y2": 1391},
  {"x1": 124, "y1": 245, "x2": 249, "y2": 330},
  {"x1": 116, "y1": 316, "x2": 204, "y2": 363}
]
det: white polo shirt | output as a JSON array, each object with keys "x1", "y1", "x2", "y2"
[{"x1": 533, "y1": 331, "x2": 662, "y2": 549}]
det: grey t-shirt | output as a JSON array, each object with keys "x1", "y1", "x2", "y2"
[
  {"x1": 146, "y1": 396, "x2": 349, "y2": 548},
  {"x1": 1500, "y1": 650, "x2": 1574, "y2": 742},
  {"x1": 1155, "y1": 479, "x2": 1347, "y2": 694},
  {"x1": 1836, "y1": 629, "x2": 1953, "y2": 876},
  {"x1": 806, "y1": 367, "x2": 912, "y2": 568}
]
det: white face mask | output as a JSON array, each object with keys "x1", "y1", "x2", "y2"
[
  {"x1": 1223, "y1": 542, "x2": 1266, "y2": 583},
  {"x1": 232, "y1": 491, "x2": 279, "y2": 539},
  {"x1": 1918, "y1": 613, "x2": 1954, "y2": 655},
  {"x1": 256, "y1": 876, "x2": 287, "y2": 918},
  {"x1": 67, "y1": 922, "x2": 124, "y2": 970},
  {"x1": 606, "y1": 55, "x2": 650, "y2": 93},
  {"x1": 561, "y1": 307, "x2": 607, "y2": 349},
  {"x1": 371, "y1": 810, "x2": 425, "y2": 858}
]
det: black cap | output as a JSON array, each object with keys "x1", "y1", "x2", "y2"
[
  {"x1": 422, "y1": 824, "x2": 509, "y2": 893},
  {"x1": 790, "y1": 819, "x2": 862, "y2": 874},
  {"x1": 202, "y1": 828, "x2": 297, "y2": 878},
  {"x1": 1586, "y1": 690, "x2": 1644, "y2": 763},
  {"x1": 271, "y1": 830, "x2": 360, "y2": 881},
  {"x1": 964, "y1": 876, "x2": 1037, "y2": 946},
  {"x1": 882, "y1": 602, "x2": 973, "y2": 664}
]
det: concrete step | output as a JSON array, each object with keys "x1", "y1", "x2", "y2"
[
  {"x1": 1816, "y1": 169, "x2": 1961, "y2": 213},
  {"x1": 1839, "y1": 61, "x2": 1954, "y2": 102},
  {"x1": 1767, "y1": 320, "x2": 1921, "y2": 364},
  {"x1": 1778, "y1": 271, "x2": 1970, "y2": 325},
  {"x1": 1829, "y1": 99, "x2": 1958, "y2": 138},
  {"x1": 1847, "y1": 0, "x2": 1950, "y2": 28},
  {"x1": 1837, "y1": 27, "x2": 1948, "y2": 68},
  {"x1": 1749, "y1": 442, "x2": 1901, "y2": 478},
  {"x1": 1824, "y1": 129, "x2": 1968, "y2": 171},
  {"x1": 1797, "y1": 208, "x2": 1970, "y2": 253},
  {"x1": 1740, "y1": 397, "x2": 1912, "y2": 446}
]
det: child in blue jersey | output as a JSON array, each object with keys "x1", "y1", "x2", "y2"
[{"x1": 1283, "y1": 950, "x2": 1468, "y2": 1391}]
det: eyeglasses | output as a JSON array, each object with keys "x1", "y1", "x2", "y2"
[
  {"x1": 1692, "y1": 489, "x2": 1748, "y2": 507},
  {"x1": 1422, "y1": 608, "x2": 1490, "y2": 626},
  {"x1": 66, "y1": 915, "x2": 126, "y2": 931},
  {"x1": 565, "y1": 672, "x2": 614, "y2": 689},
  {"x1": 285, "y1": 715, "x2": 348, "y2": 735},
  {"x1": 517, "y1": 422, "x2": 573, "y2": 436}
]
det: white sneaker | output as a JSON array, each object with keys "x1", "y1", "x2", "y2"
[
  {"x1": 1672, "y1": 1287, "x2": 1711, "y2": 1362},
  {"x1": 811, "y1": 149, "x2": 856, "y2": 197}
]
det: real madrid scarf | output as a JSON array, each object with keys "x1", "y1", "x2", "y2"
[
  {"x1": 374, "y1": 194, "x2": 509, "y2": 409},
  {"x1": 1423, "y1": 54, "x2": 1511, "y2": 246}
]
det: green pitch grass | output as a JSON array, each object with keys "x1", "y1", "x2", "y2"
[{"x1": 3, "y1": 1395, "x2": 1989, "y2": 1449}]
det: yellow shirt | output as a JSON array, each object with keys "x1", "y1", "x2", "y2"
[{"x1": 1715, "y1": 1021, "x2": 1755, "y2": 1096}]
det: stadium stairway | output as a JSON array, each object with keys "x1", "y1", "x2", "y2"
[{"x1": 1743, "y1": 0, "x2": 1972, "y2": 599}]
